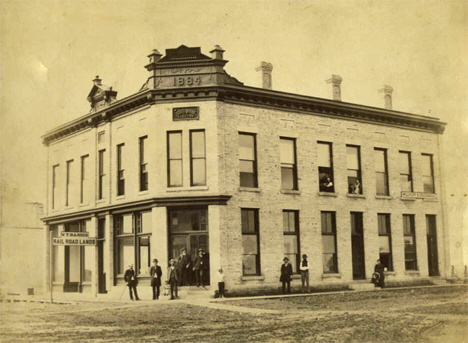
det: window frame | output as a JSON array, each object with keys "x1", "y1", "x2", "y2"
[
  {"x1": 321, "y1": 211, "x2": 338, "y2": 273},
  {"x1": 239, "y1": 132, "x2": 258, "y2": 188},
  {"x1": 403, "y1": 214, "x2": 417, "y2": 271},
  {"x1": 241, "y1": 208, "x2": 261, "y2": 276},
  {"x1": 139, "y1": 136, "x2": 148, "y2": 191},
  {"x1": 421, "y1": 153, "x2": 435, "y2": 194},
  {"x1": 80, "y1": 155, "x2": 89, "y2": 204},
  {"x1": 280, "y1": 137, "x2": 298, "y2": 190},
  {"x1": 52, "y1": 164, "x2": 59, "y2": 209},
  {"x1": 374, "y1": 148, "x2": 389, "y2": 196},
  {"x1": 346, "y1": 145, "x2": 363, "y2": 194},
  {"x1": 167, "y1": 131, "x2": 183, "y2": 187},
  {"x1": 283, "y1": 210, "x2": 300, "y2": 273},
  {"x1": 117, "y1": 144, "x2": 125, "y2": 196},
  {"x1": 399, "y1": 151, "x2": 413, "y2": 192},
  {"x1": 66, "y1": 159, "x2": 73, "y2": 207},
  {"x1": 98, "y1": 149, "x2": 105, "y2": 200},
  {"x1": 378, "y1": 213, "x2": 393, "y2": 271},
  {"x1": 190, "y1": 130, "x2": 207, "y2": 186},
  {"x1": 317, "y1": 141, "x2": 334, "y2": 193}
]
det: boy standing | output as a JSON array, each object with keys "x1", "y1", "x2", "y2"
[{"x1": 216, "y1": 268, "x2": 226, "y2": 298}]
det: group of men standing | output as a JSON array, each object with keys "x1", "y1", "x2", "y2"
[{"x1": 123, "y1": 247, "x2": 210, "y2": 301}]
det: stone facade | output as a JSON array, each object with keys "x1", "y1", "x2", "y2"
[{"x1": 42, "y1": 45, "x2": 447, "y2": 297}]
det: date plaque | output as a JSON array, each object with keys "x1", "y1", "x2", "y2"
[{"x1": 173, "y1": 107, "x2": 200, "y2": 121}]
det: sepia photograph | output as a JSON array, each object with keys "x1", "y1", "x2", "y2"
[{"x1": 1, "y1": 1, "x2": 467, "y2": 342}]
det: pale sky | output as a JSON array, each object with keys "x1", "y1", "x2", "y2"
[{"x1": 1, "y1": 1, "x2": 467, "y2": 261}]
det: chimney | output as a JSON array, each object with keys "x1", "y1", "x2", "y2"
[
  {"x1": 256, "y1": 62, "x2": 273, "y2": 90},
  {"x1": 210, "y1": 45, "x2": 225, "y2": 60},
  {"x1": 379, "y1": 85, "x2": 393, "y2": 110},
  {"x1": 148, "y1": 49, "x2": 162, "y2": 64},
  {"x1": 326, "y1": 75, "x2": 343, "y2": 101},
  {"x1": 93, "y1": 75, "x2": 102, "y2": 86}
]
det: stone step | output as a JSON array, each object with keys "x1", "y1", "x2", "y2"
[{"x1": 349, "y1": 282, "x2": 376, "y2": 292}]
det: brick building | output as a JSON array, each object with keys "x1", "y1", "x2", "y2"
[{"x1": 42, "y1": 45, "x2": 447, "y2": 297}]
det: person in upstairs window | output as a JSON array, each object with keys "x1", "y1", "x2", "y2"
[
  {"x1": 299, "y1": 254, "x2": 310, "y2": 293},
  {"x1": 280, "y1": 257, "x2": 293, "y2": 294},
  {"x1": 124, "y1": 264, "x2": 139, "y2": 301},
  {"x1": 353, "y1": 179, "x2": 362, "y2": 194}
]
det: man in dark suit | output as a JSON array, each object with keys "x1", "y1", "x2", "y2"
[
  {"x1": 193, "y1": 249, "x2": 208, "y2": 288},
  {"x1": 177, "y1": 248, "x2": 192, "y2": 286},
  {"x1": 280, "y1": 257, "x2": 293, "y2": 294},
  {"x1": 167, "y1": 259, "x2": 179, "y2": 299},
  {"x1": 150, "y1": 259, "x2": 162, "y2": 300},
  {"x1": 124, "y1": 264, "x2": 139, "y2": 301},
  {"x1": 374, "y1": 259, "x2": 386, "y2": 288}
]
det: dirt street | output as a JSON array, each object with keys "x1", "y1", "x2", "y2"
[{"x1": 0, "y1": 285, "x2": 467, "y2": 343}]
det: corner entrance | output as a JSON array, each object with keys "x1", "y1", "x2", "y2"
[{"x1": 168, "y1": 207, "x2": 210, "y2": 286}]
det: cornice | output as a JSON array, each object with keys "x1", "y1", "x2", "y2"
[
  {"x1": 42, "y1": 84, "x2": 446, "y2": 145},
  {"x1": 41, "y1": 194, "x2": 232, "y2": 223}
]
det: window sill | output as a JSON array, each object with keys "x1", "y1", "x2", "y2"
[
  {"x1": 280, "y1": 189, "x2": 301, "y2": 195},
  {"x1": 318, "y1": 192, "x2": 338, "y2": 197},
  {"x1": 166, "y1": 186, "x2": 209, "y2": 192},
  {"x1": 375, "y1": 195, "x2": 392, "y2": 200},
  {"x1": 96, "y1": 199, "x2": 106, "y2": 204},
  {"x1": 79, "y1": 203, "x2": 90, "y2": 207},
  {"x1": 116, "y1": 195, "x2": 126, "y2": 200},
  {"x1": 400, "y1": 197, "x2": 416, "y2": 201},
  {"x1": 241, "y1": 275, "x2": 265, "y2": 281},
  {"x1": 322, "y1": 273, "x2": 341, "y2": 279},
  {"x1": 405, "y1": 270, "x2": 420, "y2": 276},
  {"x1": 64, "y1": 206, "x2": 74, "y2": 210},
  {"x1": 239, "y1": 187, "x2": 261, "y2": 193},
  {"x1": 347, "y1": 194, "x2": 365, "y2": 199},
  {"x1": 138, "y1": 191, "x2": 149, "y2": 196}
]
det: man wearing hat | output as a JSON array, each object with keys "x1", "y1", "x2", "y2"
[
  {"x1": 150, "y1": 259, "x2": 162, "y2": 300},
  {"x1": 193, "y1": 249, "x2": 208, "y2": 287},
  {"x1": 299, "y1": 254, "x2": 310, "y2": 293},
  {"x1": 124, "y1": 264, "x2": 139, "y2": 301},
  {"x1": 280, "y1": 257, "x2": 293, "y2": 294},
  {"x1": 166, "y1": 259, "x2": 179, "y2": 299},
  {"x1": 177, "y1": 247, "x2": 192, "y2": 286}
]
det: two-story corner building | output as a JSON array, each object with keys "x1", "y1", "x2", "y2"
[{"x1": 42, "y1": 45, "x2": 447, "y2": 297}]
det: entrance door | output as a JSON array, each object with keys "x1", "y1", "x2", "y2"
[
  {"x1": 64, "y1": 246, "x2": 81, "y2": 292},
  {"x1": 97, "y1": 218, "x2": 107, "y2": 293},
  {"x1": 426, "y1": 215, "x2": 439, "y2": 276},
  {"x1": 351, "y1": 212, "x2": 366, "y2": 280},
  {"x1": 168, "y1": 208, "x2": 209, "y2": 285}
]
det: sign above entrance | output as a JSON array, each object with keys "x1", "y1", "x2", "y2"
[
  {"x1": 61, "y1": 231, "x2": 89, "y2": 237},
  {"x1": 173, "y1": 107, "x2": 199, "y2": 121},
  {"x1": 53, "y1": 232, "x2": 96, "y2": 246}
]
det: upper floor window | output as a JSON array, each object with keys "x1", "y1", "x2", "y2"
[
  {"x1": 139, "y1": 136, "x2": 148, "y2": 191},
  {"x1": 421, "y1": 154, "x2": 434, "y2": 193},
  {"x1": 98, "y1": 150, "x2": 105, "y2": 200},
  {"x1": 399, "y1": 151, "x2": 413, "y2": 192},
  {"x1": 117, "y1": 144, "x2": 125, "y2": 196},
  {"x1": 66, "y1": 160, "x2": 73, "y2": 207},
  {"x1": 403, "y1": 214, "x2": 417, "y2": 270},
  {"x1": 167, "y1": 131, "x2": 183, "y2": 187},
  {"x1": 374, "y1": 148, "x2": 389, "y2": 195},
  {"x1": 52, "y1": 164, "x2": 59, "y2": 209},
  {"x1": 378, "y1": 213, "x2": 393, "y2": 271},
  {"x1": 80, "y1": 155, "x2": 89, "y2": 204},
  {"x1": 346, "y1": 145, "x2": 362, "y2": 194},
  {"x1": 318, "y1": 142, "x2": 334, "y2": 192},
  {"x1": 280, "y1": 138, "x2": 298, "y2": 190},
  {"x1": 239, "y1": 133, "x2": 258, "y2": 188},
  {"x1": 190, "y1": 130, "x2": 206, "y2": 186}
]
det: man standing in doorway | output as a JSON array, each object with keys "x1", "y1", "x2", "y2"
[
  {"x1": 193, "y1": 249, "x2": 208, "y2": 288},
  {"x1": 177, "y1": 247, "x2": 192, "y2": 286},
  {"x1": 124, "y1": 264, "x2": 139, "y2": 301}
]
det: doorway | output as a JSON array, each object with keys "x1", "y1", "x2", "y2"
[
  {"x1": 97, "y1": 218, "x2": 107, "y2": 293},
  {"x1": 426, "y1": 215, "x2": 439, "y2": 276},
  {"x1": 351, "y1": 212, "x2": 366, "y2": 280}
]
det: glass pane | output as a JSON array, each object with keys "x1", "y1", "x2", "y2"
[
  {"x1": 83, "y1": 246, "x2": 93, "y2": 282},
  {"x1": 399, "y1": 152, "x2": 410, "y2": 174},
  {"x1": 284, "y1": 235, "x2": 298, "y2": 254},
  {"x1": 374, "y1": 149, "x2": 386, "y2": 172},
  {"x1": 239, "y1": 134, "x2": 255, "y2": 160},
  {"x1": 400, "y1": 175, "x2": 412, "y2": 192},
  {"x1": 281, "y1": 168, "x2": 294, "y2": 190},
  {"x1": 376, "y1": 173, "x2": 388, "y2": 195},
  {"x1": 242, "y1": 235, "x2": 258, "y2": 254},
  {"x1": 192, "y1": 159, "x2": 206, "y2": 185},
  {"x1": 241, "y1": 210, "x2": 256, "y2": 233},
  {"x1": 142, "y1": 211, "x2": 152, "y2": 233},
  {"x1": 318, "y1": 143, "x2": 331, "y2": 167},
  {"x1": 169, "y1": 160, "x2": 183, "y2": 186},
  {"x1": 139, "y1": 236, "x2": 150, "y2": 275},
  {"x1": 240, "y1": 172, "x2": 255, "y2": 188},
  {"x1": 378, "y1": 215, "x2": 389, "y2": 235},
  {"x1": 118, "y1": 237, "x2": 135, "y2": 274},
  {"x1": 242, "y1": 254, "x2": 257, "y2": 275},
  {"x1": 169, "y1": 133, "x2": 182, "y2": 159},
  {"x1": 403, "y1": 216, "x2": 413, "y2": 235},
  {"x1": 322, "y1": 235, "x2": 336, "y2": 253},
  {"x1": 321, "y1": 213, "x2": 333, "y2": 233},
  {"x1": 379, "y1": 236, "x2": 390, "y2": 253},
  {"x1": 280, "y1": 139, "x2": 295, "y2": 164},
  {"x1": 346, "y1": 146, "x2": 359, "y2": 170},
  {"x1": 170, "y1": 235, "x2": 187, "y2": 260},
  {"x1": 322, "y1": 253, "x2": 336, "y2": 273},
  {"x1": 123, "y1": 214, "x2": 133, "y2": 234},
  {"x1": 404, "y1": 236, "x2": 415, "y2": 252},
  {"x1": 191, "y1": 131, "x2": 205, "y2": 158},
  {"x1": 240, "y1": 160, "x2": 254, "y2": 173},
  {"x1": 169, "y1": 209, "x2": 207, "y2": 232},
  {"x1": 423, "y1": 177, "x2": 434, "y2": 193},
  {"x1": 421, "y1": 155, "x2": 432, "y2": 175},
  {"x1": 69, "y1": 246, "x2": 81, "y2": 282}
]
